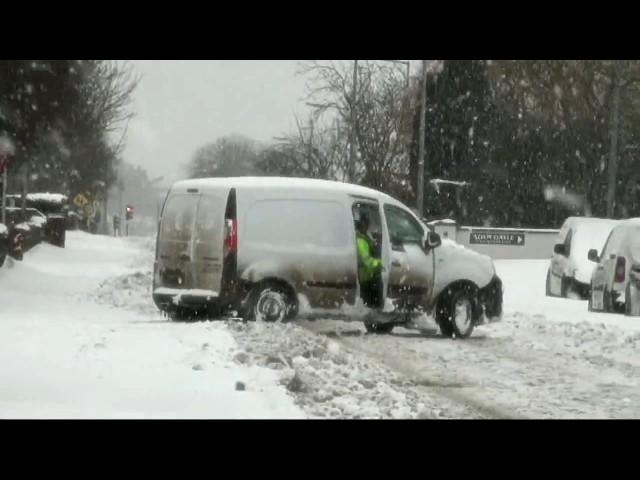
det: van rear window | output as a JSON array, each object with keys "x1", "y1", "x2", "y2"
[
  {"x1": 160, "y1": 195, "x2": 200, "y2": 242},
  {"x1": 244, "y1": 200, "x2": 349, "y2": 250}
]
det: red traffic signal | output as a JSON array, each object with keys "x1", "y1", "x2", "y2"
[{"x1": 125, "y1": 205, "x2": 134, "y2": 221}]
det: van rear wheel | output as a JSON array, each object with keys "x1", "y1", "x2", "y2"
[{"x1": 244, "y1": 282, "x2": 297, "y2": 323}]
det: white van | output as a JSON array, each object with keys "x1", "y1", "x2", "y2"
[
  {"x1": 546, "y1": 217, "x2": 619, "y2": 299},
  {"x1": 152, "y1": 177, "x2": 503, "y2": 338}
]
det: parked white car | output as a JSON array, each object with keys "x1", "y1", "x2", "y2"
[
  {"x1": 588, "y1": 219, "x2": 640, "y2": 314},
  {"x1": 546, "y1": 217, "x2": 619, "y2": 299},
  {"x1": 153, "y1": 177, "x2": 503, "y2": 338}
]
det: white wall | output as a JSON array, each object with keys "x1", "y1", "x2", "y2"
[{"x1": 432, "y1": 222, "x2": 559, "y2": 260}]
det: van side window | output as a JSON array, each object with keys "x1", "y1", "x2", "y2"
[{"x1": 384, "y1": 204, "x2": 424, "y2": 245}]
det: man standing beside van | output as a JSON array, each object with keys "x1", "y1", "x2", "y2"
[{"x1": 356, "y1": 214, "x2": 383, "y2": 308}]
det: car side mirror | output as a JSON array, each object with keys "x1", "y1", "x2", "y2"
[
  {"x1": 588, "y1": 249, "x2": 599, "y2": 263},
  {"x1": 425, "y1": 231, "x2": 442, "y2": 250},
  {"x1": 554, "y1": 244, "x2": 567, "y2": 256}
]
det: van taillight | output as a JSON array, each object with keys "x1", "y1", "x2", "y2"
[
  {"x1": 225, "y1": 219, "x2": 237, "y2": 254},
  {"x1": 615, "y1": 256, "x2": 626, "y2": 283}
]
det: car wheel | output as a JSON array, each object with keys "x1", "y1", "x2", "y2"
[
  {"x1": 244, "y1": 282, "x2": 296, "y2": 323},
  {"x1": 436, "y1": 285, "x2": 478, "y2": 339}
]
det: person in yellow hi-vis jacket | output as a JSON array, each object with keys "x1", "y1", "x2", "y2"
[{"x1": 355, "y1": 213, "x2": 383, "y2": 308}]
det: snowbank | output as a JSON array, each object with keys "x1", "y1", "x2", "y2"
[{"x1": 0, "y1": 231, "x2": 304, "y2": 419}]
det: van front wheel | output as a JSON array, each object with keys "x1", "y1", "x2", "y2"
[
  {"x1": 244, "y1": 282, "x2": 296, "y2": 323},
  {"x1": 436, "y1": 285, "x2": 478, "y2": 339}
]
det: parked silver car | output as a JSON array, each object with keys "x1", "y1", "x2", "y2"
[
  {"x1": 588, "y1": 219, "x2": 640, "y2": 314},
  {"x1": 152, "y1": 177, "x2": 503, "y2": 338},
  {"x1": 547, "y1": 217, "x2": 619, "y2": 299}
]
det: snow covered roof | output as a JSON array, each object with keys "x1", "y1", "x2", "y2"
[
  {"x1": 428, "y1": 218, "x2": 457, "y2": 225},
  {"x1": 429, "y1": 179, "x2": 470, "y2": 187},
  {"x1": 564, "y1": 216, "x2": 621, "y2": 228},
  {"x1": 28, "y1": 215, "x2": 47, "y2": 227},
  {"x1": 172, "y1": 177, "x2": 397, "y2": 203},
  {"x1": 15, "y1": 223, "x2": 31, "y2": 231},
  {"x1": 26, "y1": 193, "x2": 68, "y2": 204}
]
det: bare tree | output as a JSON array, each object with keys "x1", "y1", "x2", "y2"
[
  {"x1": 298, "y1": 61, "x2": 412, "y2": 194},
  {"x1": 260, "y1": 114, "x2": 348, "y2": 180},
  {"x1": 188, "y1": 134, "x2": 261, "y2": 178}
]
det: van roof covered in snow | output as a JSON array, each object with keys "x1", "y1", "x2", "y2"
[{"x1": 171, "y1": 177, "x2": 397, "y2": 202}]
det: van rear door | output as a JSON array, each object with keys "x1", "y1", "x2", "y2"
[
  {"x1": 156, "y1": 191, "x2": 227, "y2": 295},
  {"x1": 192, "y1": 194, "x2": 226, "y2": 295},
  {"x1": 156, "y1": 193, "x2": 200, "y2": 289}
]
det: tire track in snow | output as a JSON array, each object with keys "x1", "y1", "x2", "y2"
[{"x1": 298, "y1": 321, "x2": 523, "y2": 419}]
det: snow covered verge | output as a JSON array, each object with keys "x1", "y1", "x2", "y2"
[{"x1": 0, "y1": 231, "x2": 303, "y2": 419}]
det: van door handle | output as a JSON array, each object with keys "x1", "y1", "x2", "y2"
[
  {"x1": 179, "y1": 253, "x2": 191, "y2": 261},
  {"x1": 392, "y1": 260, "x2": 401, "y2": 267}
]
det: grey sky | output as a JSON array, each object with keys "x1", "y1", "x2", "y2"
[{"x1": 122, "y1": 60, "x2": 311, "y2": 183}]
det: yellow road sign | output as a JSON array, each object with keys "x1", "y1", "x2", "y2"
[{"x1": 74, "y1": 193, "x2": 89, "y2": 208}]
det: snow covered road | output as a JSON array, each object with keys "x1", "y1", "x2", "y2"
[
  {"x1": 0, "y1": 232, "x2": 303, "y2": 419},
  {"x1": 3, "y1": 233, "x2": 639, "y2": 418},
  {"x1": 228, "y1": 260, "x2": 640, "y2": 419}
]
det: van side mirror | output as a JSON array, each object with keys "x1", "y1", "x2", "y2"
[
  {"x1": 425, "y1": 231, "x2": 442, "y2": 250},
  {"x1": 554, "y1": 244, "x2": 567, "y2": 256},
  {"x1": 588, "y1": 249, "x2": 599, "y2": 263}
]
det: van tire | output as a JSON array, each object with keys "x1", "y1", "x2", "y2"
[
  {"x1": 560, "y1": 276, "x2": 569, "y2": 298},
  {"x1": 364, "y1": 321, "x2": 394, "y2": 334},
  {"x1": 244, "y1": 281, "x2": 297, "y2": 323},
  {"x1": 436, "y1": 285, "x2": 478, "y2": 339}
]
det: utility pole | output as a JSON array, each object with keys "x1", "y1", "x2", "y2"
[
  {"x1": 21, "y1": 161, "x2": 28, "y2": 219},
  {"x1": 349, "y1": 60, "x2": 358, "y2": 183},
  {"x1": 1, "y1": 167, "x2": 6, "y2": 224},
  {"x1": 417, "y1": 60, "x2": 428, "y2": 217},
  {"x1": 607, "y1": 60, "x2": 624, "y2": 218}
]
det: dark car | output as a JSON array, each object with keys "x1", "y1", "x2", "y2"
[{"x1": 0, "y1": 223, "x2": 8, "y2": 267}]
